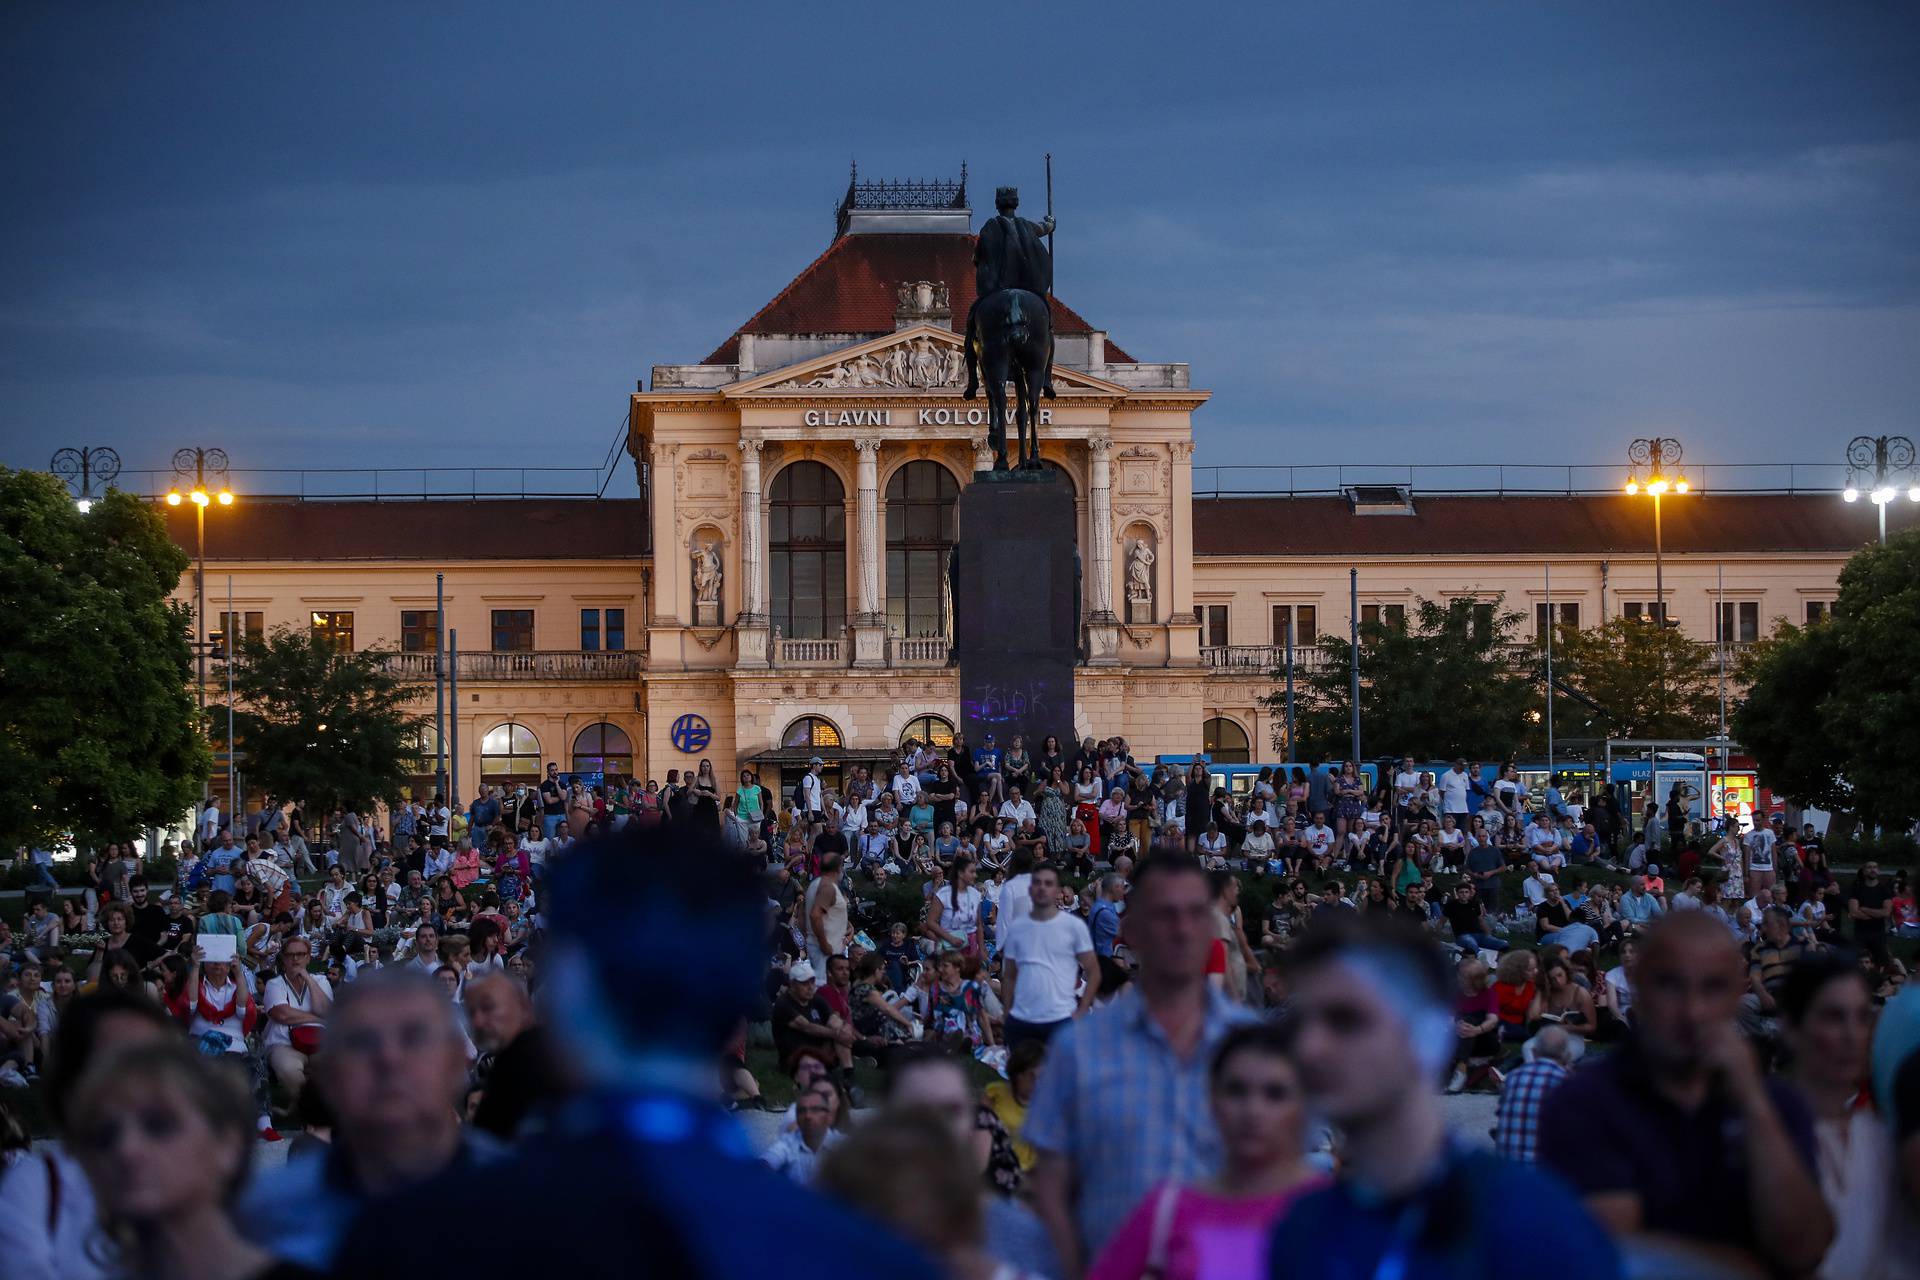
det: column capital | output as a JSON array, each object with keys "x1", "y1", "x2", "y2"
[
  {"x1": 1170, "y1": 439, "x2": 1196, "y2": 461},
  {"x1": 853, "y1": 436, "x2": 884, "y2": 457},
  {"x1": 1088, "y1": 434, "x2": 1112, "y2": 456},
  {"x1": 738, "y1": 436, "x2": 764, "y2": 457}
]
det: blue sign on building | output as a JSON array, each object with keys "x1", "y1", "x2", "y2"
[{"x1": 669, "y1": 713, "x2": 712, "y2": 754}]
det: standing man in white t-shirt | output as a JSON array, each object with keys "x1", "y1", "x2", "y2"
[
  {"x1": 1392, "y1": 758, "x2": 1421, "y2": 821},
  {"x1": 1000, "y1": 849, "x2": 1037, "y2": 937},
  {"x1": 999, "y1": 863, "x2": 1099, "y2": 1050},
  {"x1": 800, "y1": 757, "x2": 826, "y2": 821},
  {"x1": 1742, "y1": 823, "x2": 1777, "y2": 896},
  {"x1": 1439, "y1": 760, "x2": 1473, "y2": 818}
]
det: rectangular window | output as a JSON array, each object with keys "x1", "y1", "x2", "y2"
[
  {"x1": 1360, "y1": 603, "x2": 1406, "y2": 630},
  {"x1": 1201, "y1": 604, "x2": 1229, "y2": 648},
  {"x1": 580, "y1": 608, "x2": 600, "y2": 652},
  {"x1": 399, "y1": 610, "x2": 438, "y2": 654},
  {"x1": 1534, "y1": 601, "x2": 1580, "y2": 637},
  {"x1": 1448, "y1": 598, "x2": 1495, "y2": 643},
  {"x1": 1716, "y1": 600, "x2": 1760, "y2": 643},
  {"x1": 604, "y1": 608, "x2": 625, "y2": 652},
  {"x1": 1804, "y1": 601, "x2": 1830, "y2": 625},
  {"x1": 1270, "y1": 604, "x2": 1318, "y2": 647},
  {"x1": 1623, "y1": 601, "x2": 1668, "y2": 625},
  {"x1": 491, "y1": 609, "x2": 534, "y2": 652},
  {"x1": 210, "y1": 611, "x2": 262, "y2": 659},
  {"x1": 309, "y1": 610, "x2": 354, "y2": 653}
]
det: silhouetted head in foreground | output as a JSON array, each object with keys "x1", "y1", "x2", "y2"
[{"x1": 541, "y1": 822, "x2": 768, "y2": 1093}]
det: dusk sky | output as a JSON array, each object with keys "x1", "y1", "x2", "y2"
[{"x1": 4, "y1": 2, "x2": 1916, "y2": 500}]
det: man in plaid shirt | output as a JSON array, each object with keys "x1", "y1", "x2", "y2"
[
  {"x1": 1024, "y1": 852, "x2": 1255, "y2": 1276},
  {"x1": 1495, "y1": 1025, "x2": 1580, "y2": 1163}
]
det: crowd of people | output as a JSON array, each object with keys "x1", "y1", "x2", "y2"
[{"x1": 0, "y1": 734, "x2": 1917, "y2": 1279}]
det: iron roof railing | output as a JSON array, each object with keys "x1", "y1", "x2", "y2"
[{"x1": 1191, "y1": 462, "x2": 1855, "y2": 499}]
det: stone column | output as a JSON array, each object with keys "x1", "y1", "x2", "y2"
[
  {"x1": 972, "y1": 435, "x2": 995, "y2": 477},
  {"x1": 736, "y1": 436, "x2": 769, "y2": 665},
  {"x1": 1085, "y1": 434, "x2": 1120, "y2": 664},
  {"x1": 851, "y1": 437, "x2": 887, "y2": 666},
  {"x1": 1167, "y1": 438, "x2": 1202, "y2": 665}
]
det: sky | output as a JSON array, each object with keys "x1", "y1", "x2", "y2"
[{"x1": 3, "y1": 2, "x2": 1916, "y2": 500}]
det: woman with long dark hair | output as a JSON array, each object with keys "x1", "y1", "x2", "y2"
[
  {"x1": 925, "y1": 856, "x2": 984, "y2": 958},
  {"x1": 1779, "y1": 955, "x2": 1905, "y2": 1278},
  {"x1": 1090, "y1": 1025, "x2": 1324, "y2": 1280}
]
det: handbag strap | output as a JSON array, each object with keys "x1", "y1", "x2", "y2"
[{"x1": 1144, "y1": 1182, "x2": 1181, "y2": 1278}]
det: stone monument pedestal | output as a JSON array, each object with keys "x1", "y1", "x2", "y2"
[
  {"x1": 956, "y1": 471, "x2": 1077, "y2": 753},
  {"x1": 693, "y1": 601, "x2": 721, "y2": 628}
]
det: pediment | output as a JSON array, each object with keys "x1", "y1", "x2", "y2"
[{"x1": 724, "y1": 323, "x2": 1131, "y2": 397}]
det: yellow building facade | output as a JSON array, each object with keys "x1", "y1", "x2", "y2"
[{"x1": 161, "y1": 175, "x2": 1913, "y2": 805}]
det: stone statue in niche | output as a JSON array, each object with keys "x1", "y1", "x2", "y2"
[
  {"x1": 1125, "y1": 537, "x2": 1155, "y2": 623},
  {"x1": 691, "y1": 540, "x2": 723, "y2": 626}
]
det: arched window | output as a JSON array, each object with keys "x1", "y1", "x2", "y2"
[
  {"x1": 571, "y1": 722, "x2": 633, "y2": 778},
  {"x1": 900, "y1": 715, "x2": 955, "y2": 749},
  {"x1": 885, "y1": 461, "x2": 958, "y2": 637},
  {"x1": 480, "y1": 722, "x2": 542, "y2": 784},
  {"x1": 781, "y1": 716, "x2": 843, "y2": 750},
  {"x1": 769, "y1": 462, "x2": 846, "y2": 640},
  {"x1": 1202, "y1": 717, "x2": 1252, "y2": 765}
]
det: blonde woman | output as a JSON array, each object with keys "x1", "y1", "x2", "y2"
[{"x1": 68, "y1": 1042, "x2": 317, "y2": 1278}]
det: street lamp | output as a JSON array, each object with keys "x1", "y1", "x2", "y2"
[
  {"x1": 50, "y1": 445, "x2": 121, "y2": 513},
  {"x1": 1623, "y1": 437, "x2": 1689, "y2": 629},
  {"x1": 1842, "y1": 435, "x2": 1916, "y2": 545},
  {"x1": 166, "y1": 448, "x2": 236, "y2": 818}
]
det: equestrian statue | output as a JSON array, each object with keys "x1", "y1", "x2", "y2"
[{"x1": 963, "y1": 184, "x2": 1056, "y2": 471}]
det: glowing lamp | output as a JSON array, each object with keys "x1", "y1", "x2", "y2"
[
  {"x1": 1843, "y1": 487, "x2": 1860, "y2": 503},
  {"x1": 166, "y1": 491, "x2": 183, "y2": 506}
]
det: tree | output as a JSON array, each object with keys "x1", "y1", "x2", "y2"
[
  {"x1": 218, "y1": 628, "x2": 425, "y2": 812},
  {"x1": 1261, "y1": 596, "x2": 1535, "y2": 761},
  {"x1": 0, "y1": 470, "x2": 209, "y2": 848},
  {"x1": 1548, "y1": 618, "x2": 1720, "y2": 742},
  {"x1": 1735, "y1": 530, "x2": 1920, "y2": 830}
]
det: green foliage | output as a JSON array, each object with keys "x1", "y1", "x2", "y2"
[
  {"x1": 1261, "y1": 596, "x2": 1535, "y2": 761},
  {"x1": 1548, "y1": 617, "x2": 1721, "y2": 741},
  {"x1": 217, "y1": 628, "x2": 426, "y2": 811},
  {"x1": 0, "y1": 472, "x2": 209, "y2": 848},
  {"x1": 1735, "y1": 530, "x2": 1920, "y2": 830}
]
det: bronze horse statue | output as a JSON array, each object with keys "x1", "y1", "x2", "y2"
[{"x1": 962, "y1": 287, "x2": 1053, "y2": 471}]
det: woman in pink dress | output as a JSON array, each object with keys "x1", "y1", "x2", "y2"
[{"x1": 1090, "y1": 1023, "x2": 1325, "y2": 1280}]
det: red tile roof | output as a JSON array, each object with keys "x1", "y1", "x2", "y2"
[
  {"x1": 160, "y1": 499, "x2": 651, "y2": 562},
  {"x1": 1192, "y1": 494, "x2": 1916, "y2": 557},
  {"x1": 701, "y1": 232, "x2": 1134, "y2": 365}
]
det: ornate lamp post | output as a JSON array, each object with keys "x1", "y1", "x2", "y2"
[
  {"x1": 1841, "y1": 435, "x2": 1917, "y2": 546},
  {"x1": 1624, "y1": 437, "x2": 1689, "y2": 707},
  {"x1": 165, "y1": 448, "x2": 236, "y2": 817},
  {"x1": 1622, "y1": 437, "x2": 1690, "y2": 629},
  {"x1": 50, "y1": 445, "x2": 121, "y2": 512}
]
